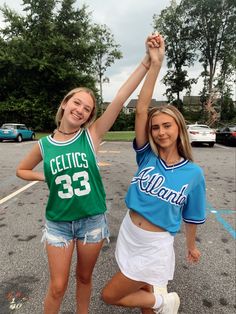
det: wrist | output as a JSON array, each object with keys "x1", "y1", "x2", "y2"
[
  {"x1": 150, "y1": 58, "x2": 163, "y2": 66},
  {"x1": 187, "y1": 242, "x2": 196, "y2": 251},
  {"x1": 141, "y1": 61, "x2": 149, "y2": 70},
  {"x1": 141, "y1": 55, "x2": 151, "y2": 69}
]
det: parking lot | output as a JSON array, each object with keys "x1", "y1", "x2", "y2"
[{"x1": 0, "y1": 140, "x2": 235, "y2": 314}]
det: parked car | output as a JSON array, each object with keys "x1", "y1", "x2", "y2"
[
  {"x1": 187, "y1": 123, "x2": 216, "y2": 147},
  {"x1": 0, "y1": 123, "x2": 35, "y2": 142},
  {"x1": 216, "y1": 125, "x2": 236, "y2": 147}
]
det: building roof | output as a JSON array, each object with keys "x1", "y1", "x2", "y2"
[{"x1": 126, "y1": 99, "x2": 168, "y2": 108}]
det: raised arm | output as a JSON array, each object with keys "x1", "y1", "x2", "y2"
[
  {"x1": 89, "y1": 35, "x2": 158, "y2": 152},
  {"x1": 135, "y1": 34, "x2": 165, "y2": 148}
]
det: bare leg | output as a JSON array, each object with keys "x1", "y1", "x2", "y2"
[
  {"x1": 141, "y1": 285, "x2": 155, "y2": 314},
  {"x1": 75, "y1": 240, "x2": 104, "y2": 314},
  {"x1": 102, "y1": 271, "x2": 156, "y2": 309},
  {"x1": 44, "y1": 241, "x2": 74, "y2": 314}
]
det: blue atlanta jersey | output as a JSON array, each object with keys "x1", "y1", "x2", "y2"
[{"x1": 125, "y1": 141, "x2": 206, "y2": 235}]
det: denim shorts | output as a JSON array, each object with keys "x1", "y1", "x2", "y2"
[{"x1": 41, "y1": 213, "x2": 110, "y2": 247}]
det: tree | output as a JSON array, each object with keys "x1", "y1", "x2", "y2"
[
  {"x1": 91, "y1": 23, "x2": 122, "y2": 110},
  {"x1": 217, "y1": 88, "x2": 236, "y2": 121},
  {"x1": 0, "y1": 0, "x2": 96, "y2": 104},
  {"x1": 153, "y1": 3, "x2": 197, "y2": 105},
  {"x1": 0, "y1": 0, "x2": 122, "y2": 129},
  {"x1": 181, "y1": 0, "x2": 236, "y2": 125}
]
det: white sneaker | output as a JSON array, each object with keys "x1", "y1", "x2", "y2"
[
  {"x1": 153, "y1": 292, "x2": 180, "y2": 314},
  {"x1": 153, "y1": 285, "x2": 168, "y2": 295}
]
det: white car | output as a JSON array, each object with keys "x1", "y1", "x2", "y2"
[{"x1": 187, "y1": 124, "x2": 216, "y2": 147}]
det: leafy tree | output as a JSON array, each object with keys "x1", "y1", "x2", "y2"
[
  {"x1": 110, "y1": 111, "x2": 134, "y2": 131},
  {"x1": 0, "y1": 0, "x2": 96, "y2": 104},
  {"x1": 181, "y1": 0, "x2": 236, "y2": 125},
  {"x1": 0, "y1": 0, "x2": 122, "y2": 129},
  {"x1": 91, "y1": 23, "x2": 122, "y2": 110},
  {"x1": 217, "y1": 88, "x2": 236, "y2": 121},
  {"x1": 153, "y1": 3, "x2": 197, "y2": 105}
]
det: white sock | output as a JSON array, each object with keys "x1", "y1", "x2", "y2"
[{"x1": 152, "y1": 293, "x2": 163, "y2": 309}]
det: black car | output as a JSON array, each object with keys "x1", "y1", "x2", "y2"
[{"x1": 216, "y1": 125, "x2": 236, "y2": 146}]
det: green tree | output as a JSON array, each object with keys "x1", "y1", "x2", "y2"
[
  {"x1": 0, "y1": 0, "x2": 95, "y2": 104},
  {"x1": 181, "y1": 0, "x2": 236, "y2": 125},
  {"x1": 153, "y1": 3, "x2": 197, "y2": 105},
  {"x1": 0, "y1": 0, "x2": 122, "y2": 129},
  {"x1": 91, "y1": 23, "x2": 122, "y2": 110},
  {"x1": 217, "y1": 88, "x2": 236, "y2": 121}
]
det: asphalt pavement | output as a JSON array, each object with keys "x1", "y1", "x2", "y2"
[{"x1": 0, "y1": 140, "x2": 235, "y2": 314}]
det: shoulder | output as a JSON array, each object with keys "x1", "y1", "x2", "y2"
[
  {"x1": 186, "y1": 161, "x2": 204, "y2": 175},
  {"x1": 39, "y1": 135, "x2": 49, "y2": 144},
  {"x1": 133, "y1": 139, "x2": 155, "y2": 165}
]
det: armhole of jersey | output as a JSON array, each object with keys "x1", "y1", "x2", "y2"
[
  {"x1": 85, "y1": 128, "x2": 101, "y2": 170},
  {"x1": 134, "y1": 139, "x2": 150, "y2": 153},
  {"x1": 38, "y1": 139, "x2": 44, "y2": 159},
  {"x1": 85, "y1": 129, "x2": 96, "y2": 155}
]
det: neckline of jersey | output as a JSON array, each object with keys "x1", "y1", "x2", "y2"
[
  {"x1": 48, "y1": 128, "x2": 83, "y2": 145},
  {"x1": 159, "y1": 157, "x2": 189, "y2": 170}
]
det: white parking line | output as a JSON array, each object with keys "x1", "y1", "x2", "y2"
[{"x1": 0, "y1": 181, "x2": 38, "y2": 205}]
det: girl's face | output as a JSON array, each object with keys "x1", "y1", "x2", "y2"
[
  {"x1": 62, "y1": 91, "x2": 94, "y2": 127},
  {"x1": 151, "y1": 112, "x2": 179, "y2": 150}
]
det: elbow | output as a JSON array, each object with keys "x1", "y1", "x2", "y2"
[
  {"x1": 16, "y1": 167, "x2": 24, "y2": 179},
  {"x1": 16, "y1": 168, "x2": 21, "y2": 178}
]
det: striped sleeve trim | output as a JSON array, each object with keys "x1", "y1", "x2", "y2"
[
  {"x1": 133, "y1": 140, "x2": 150, "y2": 152},
  {"x1": 183, "y1": 218, "x2": 206, "y2": 224}
]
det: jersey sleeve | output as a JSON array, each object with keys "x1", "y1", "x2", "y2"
[
  {"x1": 182, "y1": 174, "x2": 206, "y2": 224},
  {"x1": 133, "y1": 139, "x2": 152, "y2": 167}
]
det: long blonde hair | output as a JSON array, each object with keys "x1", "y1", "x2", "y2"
[
  {"x1": 55, "y1": 87, "x2": 97, "y2": 128},
  {"x1": 147, "y1": 104, "x2": 193, "y2": 161}
]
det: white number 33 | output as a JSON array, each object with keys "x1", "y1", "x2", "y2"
[{"x1": 55, "y1": 171, "x2": 91, "y2": 199}]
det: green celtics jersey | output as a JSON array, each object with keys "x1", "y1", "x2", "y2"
[{"x1": 39, "y1": 129, "x2": 107, "y2": 221}]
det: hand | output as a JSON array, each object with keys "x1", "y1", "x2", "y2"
[
  {"x1": 146, "y1": 33, "x2": 165, "y2": 64},
  {"x1": 187, "y1": 247, "x2": 201, "y2": 263}
]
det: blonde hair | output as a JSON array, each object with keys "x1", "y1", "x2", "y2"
[
  {"x1": 147, "y1": 104, "x2": 193, "y2": 161},
  {"x1": 55, "y1": 87, "x2": 97, "y2": 128}
]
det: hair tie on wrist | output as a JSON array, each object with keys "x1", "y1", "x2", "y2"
[{"x1": 141, "y1": 62, "x2": 149, "y2": 70}]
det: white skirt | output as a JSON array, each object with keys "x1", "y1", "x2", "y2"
[{"x1": 115, "y1": 211, "x2": 175, "y2": 286}]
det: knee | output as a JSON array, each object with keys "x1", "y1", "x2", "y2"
[
  {"x1": 101, "y1": 287, "x2": 116, "y2": 305},
  {"x1": 49, "y1": 281, "x2": 67, "y2": 299},
  {"x1": 77, "y1": 273, "x2": 92, "y2": 285}
]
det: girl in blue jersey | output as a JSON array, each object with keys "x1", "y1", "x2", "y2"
[
  {"x1": 102, "y1": 34, "x2": 206, "y2": 314},
  {"x1": 16, "y1": 35, "x2": 161, "y2": 314}
]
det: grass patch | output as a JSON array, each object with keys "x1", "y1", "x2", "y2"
[
  {"x1": 35, "y1": 131, "x2": 135, "y2": 142},
  {"x1": 35, "y1": 132, "x2": 51, "y2": 140},
  {"x1": 103, "y1": 131, "x2": 135, "y2": 141}
]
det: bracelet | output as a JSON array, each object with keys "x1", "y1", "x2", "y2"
[{"x1": 141, "y1": 62, "x2": 149, "y2": 70}]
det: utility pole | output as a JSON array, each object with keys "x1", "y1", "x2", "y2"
[{"x1": 99, "y1": 76, "x2": 109, "y2": 113}]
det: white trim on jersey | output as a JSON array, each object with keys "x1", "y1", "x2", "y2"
[
  {"x1": 47, "y1": 129, "x2": 83, "y2": 146},
  {"x1": 84, "y1": 129, "x2": 100, "y2": 171}
]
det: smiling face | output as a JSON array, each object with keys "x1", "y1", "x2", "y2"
[
  {"x1": 151, "y1": 112, "x2": 179, "y2": 150},
  {"x1": 61, "y1": 91, "x2": 95, "y2": 128}
]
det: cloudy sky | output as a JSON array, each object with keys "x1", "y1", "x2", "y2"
[{"x1": 0, "y1": 0, "x2": 206, "y2": 104}]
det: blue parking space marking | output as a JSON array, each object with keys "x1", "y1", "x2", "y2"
[{"x1": 207, "y1": 202, "x2": 236, "y2": 239}]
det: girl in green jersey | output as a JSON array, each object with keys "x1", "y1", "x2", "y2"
[{"x1": 16, "y1": 35, "x2": 161, "y2": 314}]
